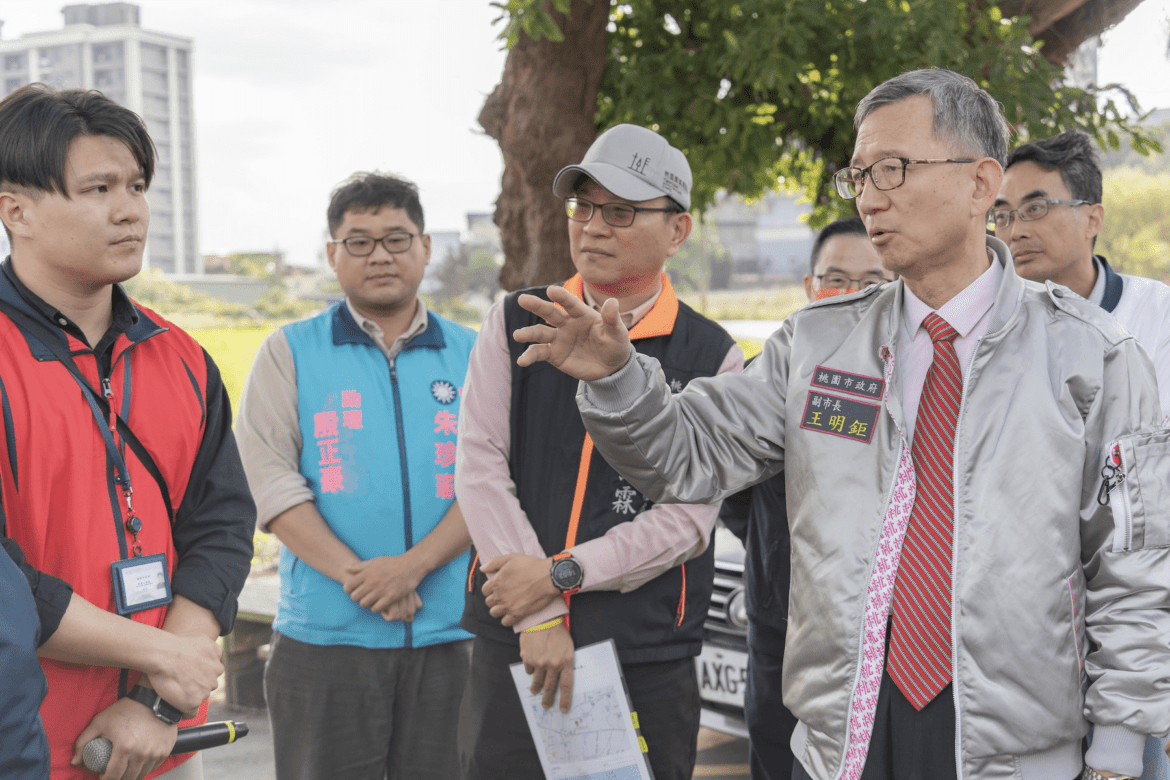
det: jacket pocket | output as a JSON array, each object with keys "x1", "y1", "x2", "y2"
[{"x1": 1101, "y1": 429, "x2": 1170, "y2": 551}]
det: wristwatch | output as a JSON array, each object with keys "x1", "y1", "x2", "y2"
[
  {"x1": 125, "y1": 684, "x2": 182, "y2": 726},
  {"x1": 550, "y1": 552, "x2": 584, "y2": 593},
  {"x1": 1082, "y1": 767, "x2": 1135, "y2": 780}
]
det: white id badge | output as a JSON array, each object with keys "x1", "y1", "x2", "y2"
[{"x1": 110, "y1": 553, "x2": 172, "y2": 616}]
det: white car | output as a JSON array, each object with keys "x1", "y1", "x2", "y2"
[{"x1": 695, "y1": 524, "x2": 749, "y2": 738}]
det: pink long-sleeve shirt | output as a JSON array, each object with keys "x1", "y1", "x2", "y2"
[{"x1": 454, "y1": 276, "x2": 743, "y2": 632}]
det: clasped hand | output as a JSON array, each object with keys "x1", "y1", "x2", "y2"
[
  {"x1": 344, "y1": 556, "x2": 422, "y2": 622},
  {"x1": 481, "y1": 553, "x2": 562, "y2": 626},
  {"x1": 513, "y1": 286, "x2": 633, "y2": 380}
]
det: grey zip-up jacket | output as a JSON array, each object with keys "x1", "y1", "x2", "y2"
[{"x1": 576, "y1": 239, "x2": 1170, "y2": 780}]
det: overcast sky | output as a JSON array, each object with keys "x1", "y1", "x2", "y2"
[{"x1": 1, "y1": 0, "x2": 1168, "y2": 267}]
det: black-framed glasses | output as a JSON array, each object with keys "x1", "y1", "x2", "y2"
[
  {"x1": 833, "y1": 157, "x2": 976, "y2": 199},
  {"x1": 329, "y1": 233, "x2": 415, "y2": 257},
  {"x1": 814, "y1": 273, "x2": 888, "y2": 290},
  {"x1": 564, "y1": 197, "x2": 682, "y2": 228},
  {"x1": 989, "y1": 198, "x2": 1092, "y2": 230}
]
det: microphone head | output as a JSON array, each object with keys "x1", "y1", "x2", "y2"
[{"x1": 83, "y1": 736, "x2": 113, "y2": 773}]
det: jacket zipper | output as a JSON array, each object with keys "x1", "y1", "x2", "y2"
[
  {"x1": 949, "y1": 336, "x2": 983, "y2": 780},
  {"x1": 838, "y1": 346, "x2": 905, "y2": 780},
  {"x1": 389, "y1": 358, "x2": 414, "y2": 648}
]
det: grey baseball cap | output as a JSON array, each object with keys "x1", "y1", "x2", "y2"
[{"x1": 552, "y1": 124, "x2": 692, "y2": 211}]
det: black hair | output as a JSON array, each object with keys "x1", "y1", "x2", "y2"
[
  {"x1": 327, "y1": 172, "x2": 425, "y2": 236},
  {"x1": 0, "y1": 83, "x2": 155, "y2": 198},
  {"x1": 1004, "y1": 130, "x2": 1102, "y2": 204},
  {"x1": 809, "y1": 216, "x2": 869, "y2": 274}
]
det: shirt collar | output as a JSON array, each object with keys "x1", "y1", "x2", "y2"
[
  {"x1": 581, "y1": 278, "x2": 663, "y2": 329},
  {"x1": 902, "y1": 251, "x2": 1001, "y2": 341},
  {"x1": 2, "y1": 257, "x2": 138, "y2": 346},
  {"x1": 344, "y1": 295, "x2": 429, "y2": 348}
]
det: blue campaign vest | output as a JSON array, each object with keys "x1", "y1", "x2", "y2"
[{"x1": 276, "y1": 303, "x2": 476, "y2": 649}]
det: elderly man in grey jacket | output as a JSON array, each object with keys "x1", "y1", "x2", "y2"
[{"x1": 510, "y1": 69, "x2": 1170, "y2": 780}]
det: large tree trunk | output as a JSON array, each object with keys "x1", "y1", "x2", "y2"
[
  {"x1": 1004, "y1": 0, "x2": 1147, "y2": 65},
  {"x1": 479, "y1": 1, "x2": 609, "y2": 291}
]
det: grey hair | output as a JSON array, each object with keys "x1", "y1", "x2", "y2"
[{"x1": 855, "y1": 68, "x2": 1009, "y2": 165}]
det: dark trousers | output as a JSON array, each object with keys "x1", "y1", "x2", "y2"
[
  {"x1": 791, "y1": 663, "x2": 957, "y2": 780},
  {"x1": 746, "y1": 625, "x2": 798, "y2": 780},
  {"x1": 459, "y1": 635, "x2": 701, "y2": 780},
  {"x1": 264, "y1": 631, "x2": 471, "y2": 780}
]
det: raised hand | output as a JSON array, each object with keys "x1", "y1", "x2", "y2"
[{"x1": 514, "y1": 286, "x2": 632, "y2": 380}]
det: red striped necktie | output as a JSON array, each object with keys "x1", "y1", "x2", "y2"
[{"x1": 888, "y1": 312, "x2": 963, "y2": 710}]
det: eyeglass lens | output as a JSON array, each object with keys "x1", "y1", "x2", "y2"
[
  {"x1": 565, "y1": 199, "x2": 638, "y2": 227},
  {"x1": 344, "y1": 234, "x2": 413, "y2": 256}
]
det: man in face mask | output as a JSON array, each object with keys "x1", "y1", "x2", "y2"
[{"x1": 803, "y1": 216, "x2": 891, "y2": 301}]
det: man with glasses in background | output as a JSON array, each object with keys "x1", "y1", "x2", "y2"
[
  {"x1": 509, "y1": 70, "x2": 1170, "y2": 780},
  {"x1": 236, "y1": 172, "x2": 477, "y2": 780},
  {"x1": 996, "y1": 130, "x2": 1170, "y2": 425},
  {"x1": 804, "y1": 216, "x2": 893, "y2": 301},
  {"x1": 455, "y1": 123, "x2": 742, "y2": 780},
  {"x1": 997, "y1": 131, "x2": 1170, "y2": 777},
  {"x1": 722, "y1": 215, "x2": 893, "y2": 780}
]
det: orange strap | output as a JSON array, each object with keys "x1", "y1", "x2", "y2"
[
  {"x1": 467, "y1": 552, "x2": 479, "y2": 593},
  {"x1": 676, "y1": 563, "x2": 687, "y2": 627},
  {"x1": 555, "y1": 435, "x2": 595, "y2": 632},
  {"x1": 565, "y1": 435, "x2": 594, "y2": 551}
]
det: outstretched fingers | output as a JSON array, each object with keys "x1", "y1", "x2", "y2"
[
  {"x1": 512, "y1": 322, "x2": 558, "y2": 346},
  {"x1": 516, "y1": 292, "x2": 570, "y2": 326}
]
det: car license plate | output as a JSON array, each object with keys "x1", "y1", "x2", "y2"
[{"x1": 695, "y1": 645, "x2": 748, "y2": 708}]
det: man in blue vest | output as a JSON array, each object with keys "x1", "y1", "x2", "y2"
[{"x1": 236, "y1": 172, "x2": 477, "y2": 780}]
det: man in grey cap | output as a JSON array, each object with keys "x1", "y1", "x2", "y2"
[{"x1": 455, "y1": 123, "x2": 743, "y2": 780}]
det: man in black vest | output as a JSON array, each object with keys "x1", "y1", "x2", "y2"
[{"x1": 455, "y1": 123, "x2": 743, "y2": 780}]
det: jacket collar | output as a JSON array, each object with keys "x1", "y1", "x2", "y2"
[
  {"x1": 1094, "y1": 254, "x2": 1125, "y2": 313},
  {"x1": 0, "y1": 260, "x2": 165, "y2": 361},
  {"x1": 562, "y1": 272, "x2": 679, "y2": 340},
  {"x1": 330, "y1": 300, "x2": 446, "y2": 351}
]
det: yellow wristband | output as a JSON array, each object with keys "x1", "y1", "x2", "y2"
[{"x1": 522, "y1": 616, "x2": 564, "y2": 633}]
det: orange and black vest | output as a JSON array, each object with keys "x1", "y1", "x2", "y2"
[{"x1": 462, "y1": 274, "x2": 735, "y2": 663}]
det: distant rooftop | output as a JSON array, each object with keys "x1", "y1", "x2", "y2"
[{"x1": 61, "y1": 3, "x2": 140, "y2": 28}]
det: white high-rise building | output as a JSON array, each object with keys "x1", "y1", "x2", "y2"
[{"x1": 0, "y1": 3, "x2": 199, "y2": 275}]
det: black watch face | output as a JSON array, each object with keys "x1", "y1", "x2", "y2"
[{"x1": 551, "y1": 558, "x2": 583, "y2": 591}]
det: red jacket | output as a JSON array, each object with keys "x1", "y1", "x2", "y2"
[{"x1": 0, "y1": 265, "x2": 254, "y2": 779}]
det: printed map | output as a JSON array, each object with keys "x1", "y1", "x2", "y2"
[{"x1": 532, "y1": 685, "x2": 630, "y2": 766}]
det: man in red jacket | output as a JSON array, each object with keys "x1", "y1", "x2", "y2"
[{"x1": 0, "y1": 84, "x2": 254, "y2": 780}]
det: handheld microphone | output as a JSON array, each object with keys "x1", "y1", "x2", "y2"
[{"x1": 82, "y1": 720, "x2": 249, "y2": 773}]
